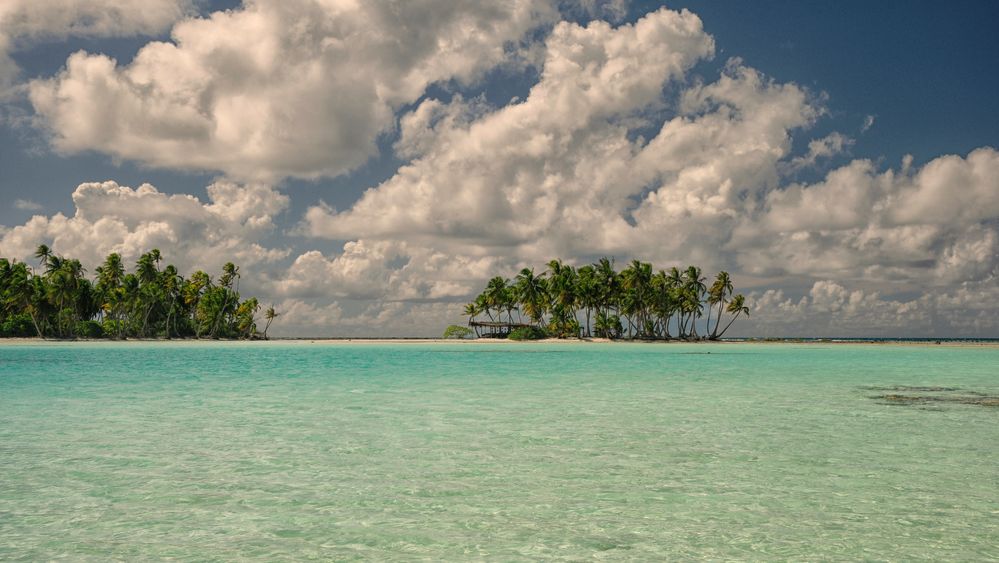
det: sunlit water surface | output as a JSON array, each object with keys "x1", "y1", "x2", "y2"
[{"x1": 1, "y1": 341, "x2": 997, "y2": 560}]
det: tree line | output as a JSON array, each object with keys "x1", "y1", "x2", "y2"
[
  {"x1": 465, "y1": 258, "x2": 749, "y2": 340},
  {"x1": 0, "y1": 245, "x2": 279, "y2": 339}
]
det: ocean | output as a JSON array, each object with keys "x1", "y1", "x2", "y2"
[{"x1": 1, "y1": 341, "x2": 997, "y2": 560}]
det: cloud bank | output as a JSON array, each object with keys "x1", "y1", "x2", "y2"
[{"x1": 2, "y1": 3, "x2": 997, "y2": 336}]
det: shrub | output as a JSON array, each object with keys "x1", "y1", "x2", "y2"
[
  {"x1": 1, "y1": 313, "x2": 37, "y2": 337},
  {"x1": 442, "y1": 324, "x2": 475, "y2": 339},
  {"x1": 101, "y1": 319, "x2": 125, "y2": 337},
  {"x1": 508, "y1": 326, "x2": 547, "y2": 341},
  {"x1": 75, "y1": 320, "x2": 105, "y2": 338}
]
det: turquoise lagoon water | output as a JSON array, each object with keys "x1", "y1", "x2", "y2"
[{"x1": 1, "y1": 341, "x2": 997, "y2": 560}]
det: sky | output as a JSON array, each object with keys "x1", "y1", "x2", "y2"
[{"x1": 1, "y1": 0, "x2": 997, "y2": 337}]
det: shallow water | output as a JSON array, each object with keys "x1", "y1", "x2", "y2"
[{"x1": 1, "y1": 341, "x2": 997, "y2": 560}]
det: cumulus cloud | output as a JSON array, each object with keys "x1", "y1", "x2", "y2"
[
  {"x1": 0, "y1": 180, "x2": 290, "y2": 284},
  {"x1": 28, "y1": 0, "x2": 559, "y2": 181},
  {"x1": 269, "y1": 239, "x2": 499, "y2": 302},
  {"x1": 304, "y1": 7, "x2": 719, "y2": 257},
  {"x1": 745, "y1": 147, "x2": 999, "y2": 285},
  {"x1": 0, "y1": 0, "x2": 192, "y2": 97},
  {"x1": 744, "y1": 278, "x2": 999, "y2": 337}
]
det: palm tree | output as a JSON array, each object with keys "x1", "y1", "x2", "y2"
[
  {"x1": 546, "y1": 260, "x2": 579, "y2": 337},
  {"x1": 593, "y1": 257, "x2": 619, "y2": 324},
  {"x1": 650, "y1": 269, "x2": 676, "y2": 339},
  {"x1": 594, "y1": 310, "x2": 622, "y2": 339},
  {"x1": 463, "y1": 301, "x2": 479, "y2": 325},
  {"x1": 96, "y1": 253, "x2": 125, "y2": 338},
  {"x1": 708, "y1": 271, "x2": 733, "y2": 338},
  {"x1": 484, "y1": 277, "x2": 510, "y2": 323},
  {"x1": 576, "y1": 265, "x2": 600, "y2": 337},
  {"x1": 136, "y1": 252, "x2": 161, "y2": 337},
  {"x1": 682, "y1": 266, "x2": 706, "y2": 337},
  {"x1": 514, "y1": 268, "x2": 547, "y2": 326},
  {"x1": 5, "y1": 262, "x2": 44, "y2": 337},
  {"x1": 46, "y1": 271, "x2": 70, "y2": 337},
  {"x1": 210, "y1": 263, "x2": 239, "y2": 338},
  {"x1": 713, "y1": 294, "x2": 749, "y2": 340},
  {"x1": 235, "y1": 297, "x2": 259, "y2": 338},
  {"x1": 34, "y1": 244, "x2": 50, "y2": 269},
  {"x1": 621, "y1": 260, "x2": 653, "y2": 338},
  {"x1": 263, "y1": 305, "x2": 280, "y2": 339}
]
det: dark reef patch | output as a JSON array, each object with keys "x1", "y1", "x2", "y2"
[
  {"x1": 859, "y1": 385, "x2": 999, "y2": 408},
  {"x1": 866, "y1": 391, "x2": 999, "y2": 408},
  {"x1": 859, "y1": 385, "x2": 963, "y2": 392}
]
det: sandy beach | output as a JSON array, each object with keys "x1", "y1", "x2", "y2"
[{"x1": 2, "y1": 336, "x2": 997, "y2": 348}]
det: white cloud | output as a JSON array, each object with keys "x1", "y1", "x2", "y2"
[
  {"x1": 13, "y1": 198, "x2": 42, "y2": 211},
  {"x1": 0, "y1": 180, "x2": 290, "y2": 282},
  {"x1": 861, "y1": 114, "x2": 875, "y2": 133},
  {"x1": 745, "y1": 147, "x2": 999, "y2": 285},
  {"x1": 0, "y1": 0, "x2": 192, "y2": 97},
  {"x1": 269, "y1": 240, "x2": 497, "y2": 303},
  {"x1": 743, "y1": 278, "x2": 999, "y2": 337},
  {"x1": 28, "y1": 0, "x2": 559, "y2": 181},
  {"x1": 304, "y1": 7, "x2": 719, "y2": 260},
  {"x1": 783, "y1": 131, "x2": 853, "y2": 173}
]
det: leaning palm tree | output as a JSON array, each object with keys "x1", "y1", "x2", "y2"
[
  {"x1": 712, "y1": 294, "x2": 749, "y2": 340},
  {"x1": 708, "y1": 271, "x2": 733, "y2": 338}
]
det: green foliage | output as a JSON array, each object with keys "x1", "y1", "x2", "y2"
[
  {"x1": 0, "y1": 247, "x2": 269, "y2": 340},
  {"x1": 594, "y1": 311, "x2": 623, "y2": 339},
  {"x1": 101, "y1": 319, "x2": 125, "y2": 337},
  {"x1": 75, "y1": 320, "x2": 104, "y2": 338},
  {"x1": 464, "y1": 258, "x2": 750, "y2": 340},
  {"x1": 508, "y1": 326, "x2": 547, "y2": 341},
  {"x1": 442, "y1": 324, "x2": 475, "y2": 339},
  {"x1": 1, "y1": 313, "x2": 36, "y2": 337}
]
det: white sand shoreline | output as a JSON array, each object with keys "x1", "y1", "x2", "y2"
[{"x1": 0, "y1": 337, "x2": 997, "y2": 348}]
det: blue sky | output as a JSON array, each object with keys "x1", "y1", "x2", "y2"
[{"x1": 1, "y1": 1, "x2": 997, "y2": 336}]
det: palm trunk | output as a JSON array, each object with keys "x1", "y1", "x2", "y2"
[
  {"x1": 211, "y1": 292, "x2": 229, "y2": 338},
  {"x1": 704, "y1": 304, "x2": 712, "y2": 339},
  {"x1": 142, "y1": 302, "x2": 155, "y2": 337},
  {"x1": 27, "y1": 308, "x2": 43, "y2": 338},
  {"x1": 714, "y1": 312, "x2": 743, "y2": 340},
  {"x1": 710, "y1": 302, "x2": 722, "y2": 337}
]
